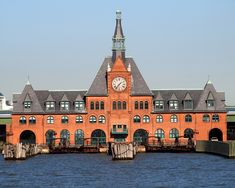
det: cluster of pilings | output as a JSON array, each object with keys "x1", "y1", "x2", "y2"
[
  {"x1": 111, "y1": 142, "x2": 138, "y2": 160},
  {"x1": 2, "y1": 143, "x2": 45, "y2": 160}
]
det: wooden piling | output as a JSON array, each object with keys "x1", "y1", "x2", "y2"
[
  {"x1": 111, "y1": 142, "x2": 137, "y2": 160},
  {"x1": 3, "y1": 143, "x2": 41, "y2": 160}
]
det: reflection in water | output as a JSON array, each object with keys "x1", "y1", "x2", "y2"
[{"x1": 0, "y1": 153, "x2": 235, "y2": 187}]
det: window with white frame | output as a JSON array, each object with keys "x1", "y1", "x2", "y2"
[
  {"x1": 46, "y1": 101, "x2": 55, "y2": 110},
  {"x1": 169, "y1": 100, "x2": 179, "y2": 110},
  {"x1": 47, "y1": 116, "x2": 54, "y2": 124},
  {"x1": 76, "y1": 116, "x2": 83, "y2": 124},
  {"x1": 99, "y1": 116, "x2": 106, "y2": 124},
  {"x1": 29, "y1": 116, "x2": 36, "y2": 124},
  {"x1": 170, "y1": 115, "x2": 178, "y2": 123},
  {"x1": 89, "y1": 116, "x2": 97, "y2": 123},
  {"x1": 143, "y1": 115, "x2": 150, "y2": 123},
  {"x1": 61, "y1": 116, "x2": 69, "y2": 124},
  {"x1": 75, "y1": 101, "x2": 85, "y2": 111},
  {"x1": 60, "y1": 101, "x2": 69, "y2": 111},
  {"x1": 156, "y1": 115, "x2": 163, "y2": 123},
  {"x1": 155, "y1": 100, "x2": 164, "y2": 110}
]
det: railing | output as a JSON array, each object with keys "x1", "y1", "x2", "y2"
[{"x1": 111, "y1": 128, "x2": 128, "y2": 134}]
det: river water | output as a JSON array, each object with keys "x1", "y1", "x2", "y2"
[{"x1": 0, "y1": 153, "x2": 235, "y2": 188}]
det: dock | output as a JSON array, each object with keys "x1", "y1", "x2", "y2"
[{"x1": 196, "y1": 140, "x2": 235, "y2": 158}]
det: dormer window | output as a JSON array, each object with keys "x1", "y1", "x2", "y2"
[
  {"x1": 207, "y1": 100, "x2": 215, "y2": 108},
  {"x1": 46, "y1": 101, "x2": 55, "y2": 110},
  {"x1": 169, "y1": 100, "x2": 178, "y2": 110},
  {"x1": 206, "y1": 92, "x2": 215, "y2": 108},
  {"x1": 24, "y1": 101, "x2": 31, "y2": 109},
  {"x1": 60, "y1": 101, "x2": 69, "y2": 111},
  {"x1": 155, "y1": 100, "x2": 164, "y2": 110},
  {"x1": 184, "y1": 100, "x2": 193, "y2": 110},
  {"x1": 75, "y1": 101, "x2": 85, "y2": 111}
]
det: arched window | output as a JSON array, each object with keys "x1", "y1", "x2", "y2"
[
  {"x1": 19, "y1": 116, "x2": 26, "y2": 124},
  {"x1": 135, "y1": 101, "x2": 138, "y2": 110},
  {"x1": 95, "y1": 102, "x2": 99, "y2": 110},
  {"x1": 61, "y1": 116, "x2": 69, "y2": 124},
  {"x1": 184, "y1": 128, "x2": 194, "y2": 138},
  {"x1": 145, "y1": 101, "x2": 149, "y2": 109},
  {"x1": 29, "y1": 116, "x2": 36, "y2": 124},
  {"x1": 170, "y1": 128, "x2": 179, "y2": 138},
  {"x1": 203, "y1": 114, "x2": 210, "y2": 122},
  {"x1": 99, "y1": 115, "x2": 106, "y2": 124},
  {"x1": 143, "y1": 115, "x2": 150, "y2": 123},
  {"x1": 76, "y1": 116, "x2": 83, "y2": 124},
  {"x1": 134, "y1": 115, "x2": 141, "y2": 123},
  {"x1": 212, "y1": 114, "x2": 219, "y2": 122},
  {"x1": 90, "y1": 102, "x2": 94, "y2": 110},
  {"x1": 60, "y1": 129, "x2": 70, "y2": 142},
  {"x1": 170, "y1": 115, "x2": 178, "y2": 123},
  {"x1": 118, "y1": 101, "x2": 122, "y2": 110},
  {"x1": 123, "y1": 101, "x2": 127, "y2": 110},
  {"x1": 155, "y1": 129, "x2": 165, "y2": 138},
  {"x1": 47, "y1": 116, "x2": 54, "y2": 124},
  {"x1": 185, "y1": 114, "x2": 192, "y2": 122},
  {"x1": 89, "y1": 116, "x2": 97, "y2": 123},
  {"x1": 100, "y1": 101, "x2": 104, "y2": 110},
  {"x1": 113, "y1": 101, "x2": 116, "y2": 110},
  {"x1": 156, "y1": 115, "x2": 163, "y2": 123},
  {"x1": 75, "y1": 129, "x2": 84, "y2": 145},
  {"x1": 140, "y1": 101, "x2": 144, "y2": 109}
]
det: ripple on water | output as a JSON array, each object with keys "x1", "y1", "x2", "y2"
[{"x1": 1, "y1": 153, "x2": 235, "y2": 188}]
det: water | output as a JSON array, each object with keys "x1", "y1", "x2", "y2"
[{"x1": 0, "y1": 153, "x2": 235, "y2": 188}]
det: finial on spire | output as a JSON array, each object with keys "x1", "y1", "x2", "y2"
[
  {"x1": 26, "y1": 74, "x2": 31, "y2": 85},
  {"x1": 107, "y1": 63, "x2": 111, "y2": 72},
  {"x1": 127, "y1": 63, "x2": 131, "y2": 72},
  {"x1": 116, "y1": 10, "x2": 121, "y2": 19},
  {"x1": 207, "y1": 75, "x2": 212, "y2": 84}
]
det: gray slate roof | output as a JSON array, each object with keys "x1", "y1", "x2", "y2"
[
  {"x1": 86, "y1": 57, "x2": 153, "y2": 96},
  {"x1": 13, "y1": 84, "x2": 87, "y2": 114},
  {"x1": 151, "y1": 82, "x2": 226, "y2": 113}
]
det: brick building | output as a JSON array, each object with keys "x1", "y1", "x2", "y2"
[{"x1": 8, "y1": 11, "x2": 227, "y2": 145}]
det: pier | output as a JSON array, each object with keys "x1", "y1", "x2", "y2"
[{"x1": 196, "y1": 140, "x2": 235, "y2": 158}]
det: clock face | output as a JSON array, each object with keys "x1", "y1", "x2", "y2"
[{"x1": 112, "y1": 77, "x2": 127, "y2": 92}]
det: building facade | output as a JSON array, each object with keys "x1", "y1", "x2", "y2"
[
  {"x1": 8, "y1": 11, "x2": 227, "y2": 145},
  {"x1": 0, "y1": 93, "x2": 12, "y2": 142}
]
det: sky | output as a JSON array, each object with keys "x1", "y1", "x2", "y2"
[{"x1": 0, "y1": 0, "x2": 235, "y2": 105}]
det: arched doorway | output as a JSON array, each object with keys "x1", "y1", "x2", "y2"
[
  {"x1": 45, "y1": 130, "x2": 56, "y2": 145},
  {"x1": 75, "y1": 129, "x2": 84, "y2": 145},
  {"x1": 91, "y1": 129, "x2": 106, "y2": 145},
  {"x1": 209, "y1": 128, "x2": 223, "y2": 141},
  {"x1": 60, "y1": 129, "x2": 70, "y2": 143},
  {"x1": 133, "y1": 129, "x2": 148, "y2": 145},
  {"x1": 184, "y1": 128, "x2": 194, "y2": 138},
  {"x1": 20, "y1": 130, "x2": 36, "y2": 144}
]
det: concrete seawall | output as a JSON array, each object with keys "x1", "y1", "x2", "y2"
[{"x1": 196, "y1": 141, "x2": 235, "y2": 158}]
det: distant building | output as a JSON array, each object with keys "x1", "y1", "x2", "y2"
[
  {"x1": 0, "y1": 93, "x2": 12, "y2": 142},
  {"x1": 226, "y1": 106, "x2": 235, "y2": 140},
  {"x1": 8, "y1": 11, "x2": 227, "y2": 145}
]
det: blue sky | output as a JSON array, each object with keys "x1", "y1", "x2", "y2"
[{"x1": 0, "y1": 0, "x2": 235, "y2": 104}]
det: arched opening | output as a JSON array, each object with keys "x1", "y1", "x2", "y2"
[
  {"x1": 60, "y1": 129, "x2": 70, "y2": 143},
  {"x1": 133, "y1": 129, "x2": 148, "y2": 145},
  {"x1": 20, "y1": 130, "x2": 36, "y2": 144},
  {"x1": 45, "y1": 130, "x2": 56, "y2": 145},
  {"x1": 91, "y1": 129, "x2": 106, "y2": 145},
  {"x1": 209, "y1": 128, "x2": 223, "y2": 141},
  {"x1": 75, "y1": 129, "x2": 84, "y2": 145},
  {"x1": 184, "y1": 128, "x2": 194, "y2": 138}
]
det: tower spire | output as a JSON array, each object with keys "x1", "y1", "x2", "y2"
[{"x1": 112, "y1": 10, "x2": 125, "y2": 62}]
